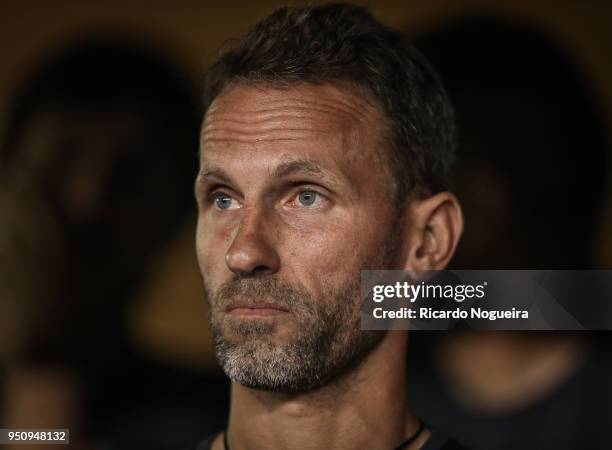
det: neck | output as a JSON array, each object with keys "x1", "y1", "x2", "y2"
[{"x1": 218, "y1": 331, "x2": 427, "y2": 450}]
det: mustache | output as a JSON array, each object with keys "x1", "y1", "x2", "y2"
[{"x1": 209, "y1": 276, "x2": 314, "y2": 313}]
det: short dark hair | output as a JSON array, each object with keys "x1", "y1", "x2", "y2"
[{"x1": 204, "y1": 2, "x2": 456, "y2": 200}]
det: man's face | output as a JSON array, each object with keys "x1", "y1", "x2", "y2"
[{"x1": 195, "y1": 83, "x2": 401, "y2": 393}]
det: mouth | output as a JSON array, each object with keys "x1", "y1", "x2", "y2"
[{"x1": 225, "y1": 302, "x2": 289, "y2": 317}]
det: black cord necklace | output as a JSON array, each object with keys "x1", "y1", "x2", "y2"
[
  {"x1": 394, "y1": 419, "x2": 425, "y2": 450},
  {"x1": 223, "y1": 419, "x2": 425, "y2": 450}
]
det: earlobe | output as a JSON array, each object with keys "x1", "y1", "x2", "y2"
[{"x1": 400, "y1": 192, "x2": 464, "y2": 271}]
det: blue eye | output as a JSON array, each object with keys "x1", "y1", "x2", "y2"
[
  {"x1": 298, "y1": 190, "x2": 317, "y2": 206},
  {"x1": 214, "y1": 193, "x2": 235, "y2": 210}
]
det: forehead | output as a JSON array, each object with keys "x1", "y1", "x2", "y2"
[{"x1": 200, "y1": 82, "x2": 386, "y2": 167}]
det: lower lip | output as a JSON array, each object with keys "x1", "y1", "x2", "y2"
[{"x1": 228, "y1": 307, "x2": 288, "y2": 317}]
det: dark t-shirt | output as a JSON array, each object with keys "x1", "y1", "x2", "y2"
[{"x1": 188, "y1": 429, "x2": 468, "y2": 450}]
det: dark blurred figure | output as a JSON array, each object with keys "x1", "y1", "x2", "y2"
[
  {"x1": 407, "y1": 16, "x2": 612, "y2": 450},
  {"x1": 0, "y1": 37, "x2": 228, "y2": 449}
]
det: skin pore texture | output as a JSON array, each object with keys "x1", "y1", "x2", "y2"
[{"x1": 195, "y1": 83, "x2": 463, "y2": 450}]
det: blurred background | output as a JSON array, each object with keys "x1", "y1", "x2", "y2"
[{"x1": 0, "y1": 1, "x2": 611, "y2": 449}]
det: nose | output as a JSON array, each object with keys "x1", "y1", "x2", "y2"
[{"x1": 225, "y1": 208, "x2": 280, "y2": 276}]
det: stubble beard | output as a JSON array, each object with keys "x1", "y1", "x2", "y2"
[{"x1": 204, "y1": 231, "x2": 400, "y2": 394}]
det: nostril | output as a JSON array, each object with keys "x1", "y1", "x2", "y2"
[{"x1": 252, "y1": 265, "x2": 270, "y2": 274}]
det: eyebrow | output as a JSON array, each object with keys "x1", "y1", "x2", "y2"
[
  {"x1": 270, "y1": 159, "x2": 348, "y2": 192},
  {"x1": 270, "y1": 159, "x2": 325, "y2": 179},
  {"x1": 198, "y1": 158, "x2": 343, "y2": 189},
  {"x1": 198, "y1": 168, "x2": 235, "y2": 186}
]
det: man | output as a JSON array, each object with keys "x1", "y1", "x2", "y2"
[{"x1": 192, "y1": 4, "x2": 465, "y2": 449}]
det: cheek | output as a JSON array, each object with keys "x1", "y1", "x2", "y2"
[
  {"x1": 280, "y1": 212, "x2": 377, "y2": 281},
  {"x1": 195, "y1": 215, "x2": 234, "y2": 282}
]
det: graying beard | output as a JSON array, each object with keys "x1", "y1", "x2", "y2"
[
  {"x1": 206, "y1": 225, "x2": 399, "y2": 393},
  {"x1": 210, "y1": 285, "x2": 384, "y2": 394}
]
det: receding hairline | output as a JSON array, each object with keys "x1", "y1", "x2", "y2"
[
  {"x1": 204, "y1": 77, "x2": 384, "y2": 118},
  {"x1": 201, "y1": 78, "x2": 392, "y2": 149}
]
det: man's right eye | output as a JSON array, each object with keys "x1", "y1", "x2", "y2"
[{"x1": 213, "y1": 192, "x2": 240, "y2": 210}]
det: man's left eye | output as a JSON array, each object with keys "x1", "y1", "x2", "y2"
[
  {"x1": 287, "y1": 190, "x2": 325, "y2": 208},
  {"x1": 297, "y1": 190, "x2": 318, "y2": 206}
]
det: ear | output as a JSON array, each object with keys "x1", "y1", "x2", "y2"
[{"x1": 400, "y1": 192, "x2": 464, "y2": 271}]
